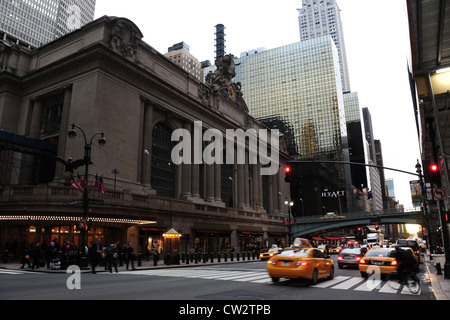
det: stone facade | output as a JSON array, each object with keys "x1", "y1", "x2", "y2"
[{"x1": 0, "y1": 16, "x2": 290, "y2": 256}]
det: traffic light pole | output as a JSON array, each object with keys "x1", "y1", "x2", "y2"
[{"x1": 288, "y1": 159, "x2": 450, "y2": 278}]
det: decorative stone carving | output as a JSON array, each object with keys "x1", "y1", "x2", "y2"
[
  {"x1": 108, "y1": 18, "x2": 143, "y2": 60},
  {"x1": 205, "y1": 54, "x2": 248, "y2": 113}
]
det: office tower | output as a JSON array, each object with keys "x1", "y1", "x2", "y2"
[
  {"x1": 344, "y1": 92, "x2": 368, "y2": 191},
  {"x1": 204, "y1": 36, "x2": 353, "y2": 215},
  {"x1": 298, "y1": 0, "x2": 351, "y2": 92},
  {"x1": 386, "y1": 179, "x2": 395, "y2": 200},
  {"x1": 215, "y1": 24, "x2": 226, "y2": 61},
  {"x1": 165, "y1": 42, "x2": 203, "y2": 81},
  {"x1": 0, "y1": 0, "x2": 96, "y2": 47}
]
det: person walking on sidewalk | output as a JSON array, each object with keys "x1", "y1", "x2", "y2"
[
  {"x1": 88, "y1": 240, "x2": 100, "y2": 274},
  {"x1": 108, "y1": 243, "x2": 119, "y2": 273},
  {"x1": 31, "y1": 242, "x2": 41, "y2": 269},
  {"x1": 20, "y1": 244, "x2": 32, "y2": 269},
  {"x1": 126, "y1": 241, "x2": 136, "y2": 270}
]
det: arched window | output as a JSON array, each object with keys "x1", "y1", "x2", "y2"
[{"x1": 151, "y1": 123, "x2": 175, "y2": 197}]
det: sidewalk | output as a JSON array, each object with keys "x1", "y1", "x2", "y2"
[
  {"x1": 424, "y1": 254, "x2": 450, "y2": 300},
  {"x1": 0, "y1": 254, "x2": 260, "y2": 274}
]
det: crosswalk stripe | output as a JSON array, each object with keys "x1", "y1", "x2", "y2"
[
  {"x1": 250, "y1": 277, "x2": 273, "y2": 283},
  {"x1": 379, "y1": 281, "x2": 399, "y2": 294},
  {"x1": 114, "y1": 269, "x2": 421, "y2": 295},
  {"x1": 401, "y1": 285, "x2": 421, "y2": 295},
  {"x1": 311, "y1": 276, "x2": 349, "y2": 288},
  {"x1": 234, "y1": 274, "x2": 271, "y2": 282},
  {"x1": 354, "y1": 279, "x2": 382, "y2": 291},
  {"x1": 331, "y1": 277, "x2": 364, "y2": 290}
]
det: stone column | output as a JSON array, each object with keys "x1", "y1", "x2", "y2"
[
  {"x1": 142, "y1": 99, "x2": 153, "y2": 186},
  {"x1": 206, "y1": 163, "x2": 215, "y2": 202},
  {"x1": 251, "y1": 164, "x2": 258, "y2": 210},
  {"x1": 55, "y1": 87, "x2": 72, "y2": 182},
  {"x1": 214, "y1": 163, "x2": 221, "y2": 202},
  {"x1": 237, "y1": 164, "x2": 245, "y2": 208},
  {"x1": 181, "y1": 121, "x2": 192, "y2": 199}
]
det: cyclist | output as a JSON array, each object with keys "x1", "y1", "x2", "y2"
[{"x1": 393, "y1": 245, "x2": 418, "y2": 284}]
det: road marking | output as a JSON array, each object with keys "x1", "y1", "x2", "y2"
[
  {"x1": 0, "y1": 269, "x2": 33, "y2": 275},
  {"x1": 311, "y1": 276, "x2": 349, "y2": 288},
  {"x1": 114, "y1": 269, "x2": 421, "y2": 295},
  {"x1": 331, "y1": 277, "x2": 364, "y2": 290},
  {"x1": 379, "y1": 281, "x2": 399, "y2": 294},
  {"x1": 354, "y1": 279, "x2": 382, "y2": 291}
]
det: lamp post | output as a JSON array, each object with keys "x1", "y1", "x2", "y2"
[
  {"x1": 285, "y1": 198, "x2": 294, "y2": 245},
  {"x1": 68, "y1": 123, "x2": 106, "y2": 253},
  {"x1": 144, "y1": 149, "x2": 150, "y2": 186}
]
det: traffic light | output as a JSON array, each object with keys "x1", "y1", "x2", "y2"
[
  {"x1": 429, "y1": 162, "x2": 441, "y2": 185},
  {"x1": 430, "y1": 163, "x2": 438, "y2": 173},
  {"x1": 284, "y1": 166, "x2": 291, "y2": 183}
]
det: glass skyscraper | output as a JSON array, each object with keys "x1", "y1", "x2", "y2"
[
  {"x1": 232, "y1": 36, "x2": 348, "y2": 163},
  {"x1": 0, "y1": 0, "x2": 96, "y2": 47},
  {"x1": 204, "y1": 36, "x2": 353, "y2": 214},
  {"x1": 298, "y1": 0, "x2": 350, "y2": 92}
]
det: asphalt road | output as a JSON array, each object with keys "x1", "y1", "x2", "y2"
[{"x1": 0, "y1": 255, "x2": 435, "y2": 303}]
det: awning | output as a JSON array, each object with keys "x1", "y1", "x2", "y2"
[
  {"x1": 312, "y1": 237, "x2": 325, "y2": 241},
  {"x1": 324, "y1": 236, "x2": 343, "y2": 241}
]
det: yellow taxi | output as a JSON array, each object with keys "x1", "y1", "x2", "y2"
[
  {"x1": 330, "y1": 246, "x2": 343, "y2": 254},
  {"x1": 260, "y1": 246, "x2": 281, "y2": 261},
  {"x1": 267, "y1": 247, "x2": 334, "y2": 284},
  {"x1": 359, "y1": 248, "x2": 397, "y2": 278}
]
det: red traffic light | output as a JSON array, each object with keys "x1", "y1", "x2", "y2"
[
  {"x1": 284, "y1": 166, "x2": 291, "y2": 182},
  {"x1": 430, "y1": 164, "x2": 439, "y2": 172}
]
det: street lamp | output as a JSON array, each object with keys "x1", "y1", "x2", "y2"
[
  {"x1": 285, "y1": 198, "x2": 294, "y2": 245},
  {"x1": 144, "y1": 149, "x2": 150, "y2": 186},
  {"x1": 68, "y1": 123, "x2": 106, "y2": 254}
]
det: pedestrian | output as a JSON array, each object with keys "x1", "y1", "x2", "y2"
[
  {"x1": 20, "y1": 244, "x2": 31, "y2": 269},
  {"x1": 102, "y1": 244, "x2": 109, "y2": 270},
  {"x1": 88, "y1": 240, "x2": 100, "y2": 274},
  {"x1": 126, "y1": 241, "x2": 136, "y2": 270},
  {"x1": 31, "y1": 242, "x2": 41, "y2": 269},
  {"x1": 108, "y1": 243, "x2": 119, "y2": 273},
  {"x1": 46, "y1": 241, "x2": 57, "y2": 269}
]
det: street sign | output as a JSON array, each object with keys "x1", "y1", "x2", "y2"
[
  {"x1": 79, "y1": 218, "x2": 86, "y2": 229},
  {"x1": 67, "y1": 199, "x2": 83, "y2": 206},
  {"x1": 67, "y1": 198, "x2": 104, "y2": 206},
  {"x1": 434, "y1": 187, "x2": 447, "y2": 200}
]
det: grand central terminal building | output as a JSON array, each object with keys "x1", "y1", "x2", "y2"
[{"x1": 0, "y1": 16, "x2": 291, "y2": 257}]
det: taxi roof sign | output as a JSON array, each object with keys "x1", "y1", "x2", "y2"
[{"x1": 292, "y1": 238, "x2": 312, "y2": 248}]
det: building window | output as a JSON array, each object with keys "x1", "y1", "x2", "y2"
[{"x1": 151, "y1": 123, "x2": 176, "y2": 197}]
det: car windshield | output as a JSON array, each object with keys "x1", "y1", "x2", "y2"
[
  {"x1": 317, "y1": 245, "x2": 326, "y2": 249},
  {"x1": 365, "y1": 249, "x2": 394, "y2": 258},
  {"x1": 278, "y1": 249, "x2": 310, "y2": 257},
  {"x1": 340, "y1": 248, "x2": 361, "y2": 254},
  {"x1": 268, "y1": 248, "x2": 278, "y2": 253}
]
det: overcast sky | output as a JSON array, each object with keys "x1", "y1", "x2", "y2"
[{"x1": 94, "y1": 0, "x2": 420, "y2": 209}]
